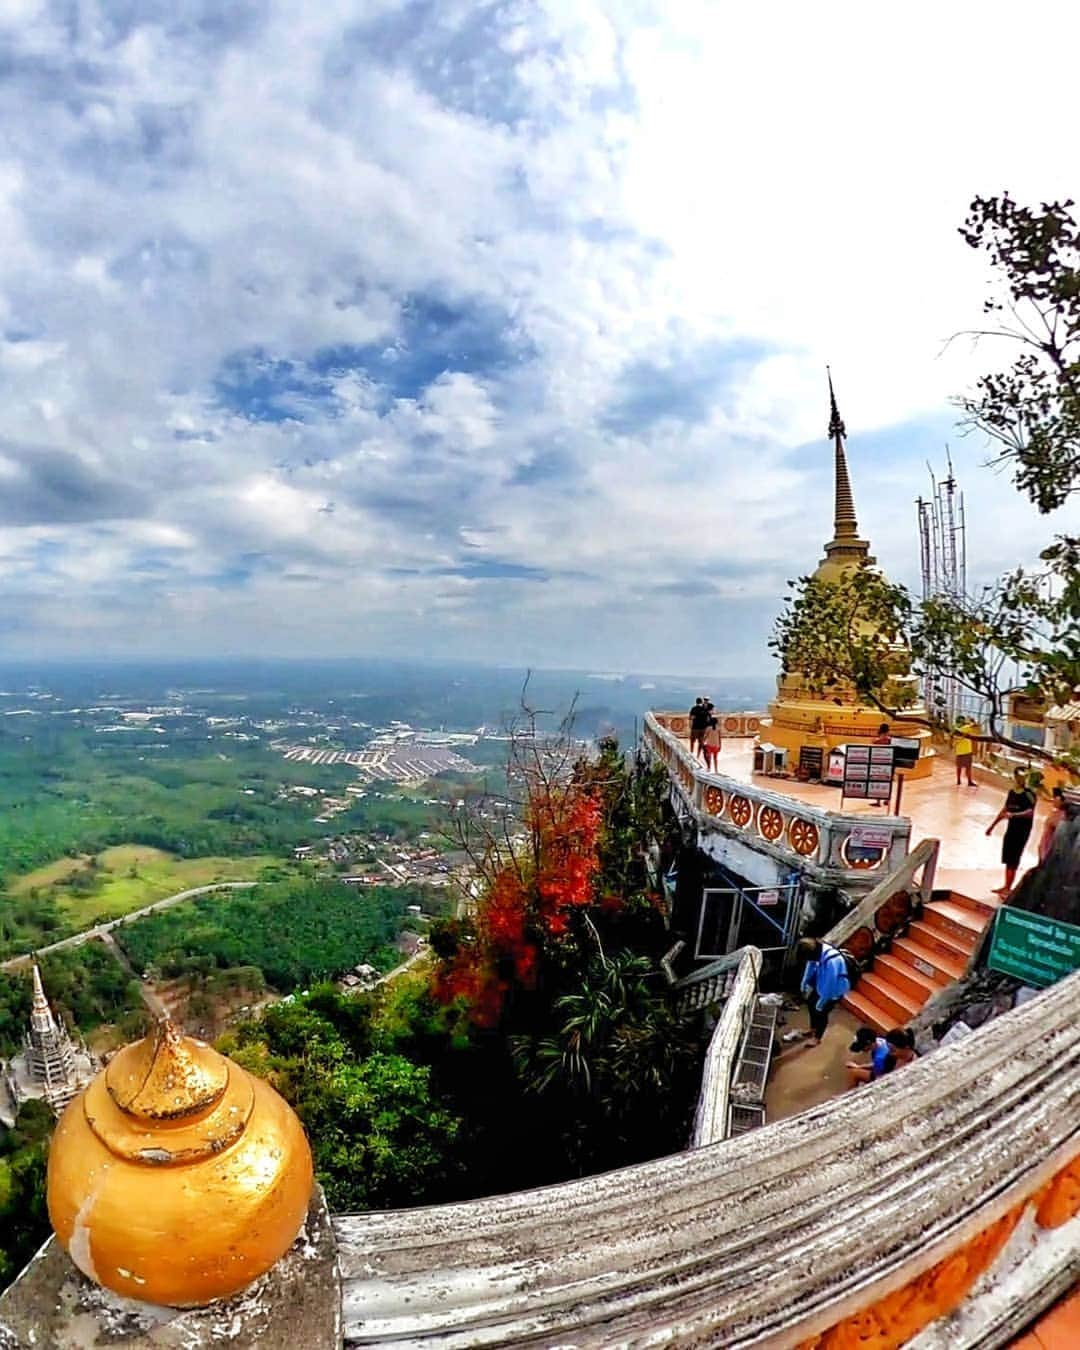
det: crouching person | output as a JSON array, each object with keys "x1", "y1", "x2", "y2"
[{"x1": 847, "y1": 1026, "x2": 916, "y2": 1087}]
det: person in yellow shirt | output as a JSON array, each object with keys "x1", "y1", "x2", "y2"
[{"x1": 953, "y1": 721, "x2": 977, "y2": 787}]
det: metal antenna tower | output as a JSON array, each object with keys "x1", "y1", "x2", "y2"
[{"x1": 916, "y1": 452, "x2": 968, "y2": 725}]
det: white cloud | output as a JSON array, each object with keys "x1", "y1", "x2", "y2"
[{"x1": 0, "y1": 0, "x2": 1073, "y2": 674}]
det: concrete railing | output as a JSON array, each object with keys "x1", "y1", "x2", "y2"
[
  {"x1": 652, "y1": 709, "x2": 766, "y2": 740},
  {"x1": 333, "y1": 969, "x2": 1080, "y2": 1347},
  {"x1": 8, "y1": 975, "x2": 1080, "y2": 1346},
  {"x1": 689, "y1": 946, "x2": 762, "y2": 1148},
  {"x1": 644, "y1": 712, "x2": 911, "y2": 889},
  {"x1": 826, "y1": 835, "x2": 941, "y2": 963},
  {"x1": 669, "y1": 948, "x2": 744, "y2": 1012}
]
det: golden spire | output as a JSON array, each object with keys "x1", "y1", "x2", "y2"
[
  {"x1": 817, "y1": 368, "x2": 873, "y2": 576},
  {"x1": 105, "y1": 1017, "x2": 228, "y2": 1120},
  {"x1": 46, "y1": 1018, "x2": 313, "y2": 1307},
  {"x1": 828, "y1": 367, "x2": 860, "y2": 541}
]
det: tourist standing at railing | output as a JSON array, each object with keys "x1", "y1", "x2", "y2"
[
  {"x1": 797, "y1": 938, "x2": 851, "y2": 1046},
  {"x1": 688, "y1": 698, "x2": 709, "y2": 759},
  {"x1": 702, "y1": 717, "x2": 721, "y2": 771},
  {"x1": 986, "y1": 768, "x2": 1037, "y2": 896}
]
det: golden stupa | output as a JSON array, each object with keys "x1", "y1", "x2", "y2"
[
  {"x1": 46, "y1": 1018, "x2": 313, "y2": 1308},
  {"x1": 765, "y1": 373, "x2": 933, "y2": 779}
]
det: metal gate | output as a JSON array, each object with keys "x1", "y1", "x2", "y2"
[{"x1": 694, "y1": 879, "x2": 804, "y2": 960}]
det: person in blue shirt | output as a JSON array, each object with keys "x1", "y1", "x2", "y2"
[
  {"x1": 847, "y1": 1026, "x2": 892, "y2": 1086},
  {"x1": 797, "y1": 938, "x2": 851, "y2": 1045},
  {"x1": 847, "y1": 1027, "x2": 916, "y2": 1086}
]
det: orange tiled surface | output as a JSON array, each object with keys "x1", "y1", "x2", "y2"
[
  {"x1": 1010, "y1": 1279, "x2": 1080, "y2": 1348},
  {"x1": 699, "y1": 741, "x2": 1049, "y2": 896}
]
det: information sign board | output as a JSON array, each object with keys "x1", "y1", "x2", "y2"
[
  {"x1": 891, "y1": 737, "x2": 920, "y2": 769},
  {"x1": 798, "y1": 745, "x2": 824, "y2": 780},
  {"x1": 842, "y1": 744, "x2": 894, "y2": 804},
  {"x1": 987, "y1": 908, "x2": 1080, "y2": 988}
]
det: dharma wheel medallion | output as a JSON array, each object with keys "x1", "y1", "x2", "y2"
[
  {"x1": 728, "y1": 795, "x2": 752, "y2": 828},
  {"x1": 46, "y1": 1019, "x2": 313, "y2": 1308},
  {"x1": 757, "y1": 805, "x2": 784, "y2": 842},
  {"x1": 788, "y1": 817, "x2": 820, "y2": 856}
]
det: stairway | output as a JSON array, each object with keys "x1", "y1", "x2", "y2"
[{"x1": 841, "y1": 888, "x2": 996, "y2": 1034}]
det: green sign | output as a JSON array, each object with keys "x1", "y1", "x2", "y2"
[{"x1": 987, "y1": 907, "x2": 1080, "y2": 988}]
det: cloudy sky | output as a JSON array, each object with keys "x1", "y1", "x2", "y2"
[{"x1": 1, "y1": 0, "x2": 1077, "y2": 676}]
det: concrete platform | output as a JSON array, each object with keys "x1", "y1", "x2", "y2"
[
  {"x1": 764, "y1": 1004, "x2": 862, "y2": 1123},
  {"x1": 703, "y1": 740, "x2": 1049, "y2": 880}
]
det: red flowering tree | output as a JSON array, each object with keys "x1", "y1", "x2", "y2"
[
  {"x1": 433, "y1": 705, "x2": 676, "y2": 1031},
  {"x1": 427, "y1": 708, "x2": 700, "y2": 1179},
  {"x1": 434, "y1": 770, "x2": 604, "y2": 1026}
]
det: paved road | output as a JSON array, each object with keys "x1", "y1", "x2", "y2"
[
  {"x1": 375, "y1": 945, "x2": 430, "y2": 987},
  {"x1": 100, "y1": 930, "x2": 170, "y2": 1019},
  {"x1": 0, "y1": 881, "x2": 258, "y2": 971}
]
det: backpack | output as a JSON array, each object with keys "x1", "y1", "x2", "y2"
[{"x1": 838, "y1": 948, "x2": 861, "y2": 988}]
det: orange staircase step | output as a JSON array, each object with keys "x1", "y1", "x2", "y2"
[
  {"x1": 841, "y1": 988, "x2": 893, "y2": 1034},
  {"x1": 910, "y1": 918, "x2": 975, "y2": 965},
  {"x1": 935, "y1": 889, "x2": 996, "y2": 922},
  {"x1": 873, "y1": 952, "x2": 940, "y2": 1004},
  {"x1": 892, "y1": 935, "x2": 965, "y2": 984},
  {"x1": 856, "y1": 972, "x2": 923, "y2": 1024},
  {"x1": 925, "y1": 897, "x2": 987, "y2": 934}
]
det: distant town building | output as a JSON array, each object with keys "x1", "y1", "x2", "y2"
[{"x1": 0, "y1": 966, "x2": 97, "y2": 1126}]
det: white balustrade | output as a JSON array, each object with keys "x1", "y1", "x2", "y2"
[{"x1": 644, "y1": 711, "x2": 911, "y2": 887}]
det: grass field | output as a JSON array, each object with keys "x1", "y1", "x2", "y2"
[
  {"x1": 9, "y1": 856, "x2": 87, "y2": 893},
  {"x1": 13, "y1": 845, "x2": 277, "y2": 928}
]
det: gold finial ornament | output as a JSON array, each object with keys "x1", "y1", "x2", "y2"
[{"x1": 46, "y1": 1019, "x2": 314, "y2": 1307}]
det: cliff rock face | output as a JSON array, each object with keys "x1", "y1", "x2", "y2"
[{"x1": 1006, "y1": 816, "x2": 1080, "y2": 926}]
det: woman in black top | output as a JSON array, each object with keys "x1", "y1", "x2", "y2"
[{"x1": 986, "y1": 768, "x2": 1037, "y2": 896}]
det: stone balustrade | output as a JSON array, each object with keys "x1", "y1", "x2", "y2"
[
  {"x1": 332, "y1": 969, "x2": 1080, "y2": 1346},
  {"x1": 826, "y1": 835, "x2": 941, "y2": 967},
  {"x1": 689, "y1": 945, "x2": 762, "y2": 1148},
  {"x1": 8, "y1": 973, "x2": 1080, "y2": 1347},
  {"x1": 645, "y1": 711, "x2": 911, "y2": 890},
  {"x1": 670, "y1": 948, "x2": 744, "y2": 1012}
]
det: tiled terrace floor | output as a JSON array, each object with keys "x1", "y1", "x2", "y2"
[
  {"x1": 697, "y1": 740, "x2": 1051, "y2": 898},
  {"x1": 1011, "y1": 1281, "x2": 1080, "y2": 1348},
  {"x1": 764, "y1": 1003, "x2": 861, "y2": 1123}
]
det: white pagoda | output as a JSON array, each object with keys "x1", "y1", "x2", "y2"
[{"x1": 0, "y1": 965, "x2": 96, "y2": 1126}]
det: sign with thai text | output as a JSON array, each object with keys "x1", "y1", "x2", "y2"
[
  {"x1": 849, "y1": 825, "x2": 893, "y2": 850},
  {"x1": 987, "y1": 908, "x2": 1080, "y2": 989},
  {"x1": 842, "y1": 744, "x2": 894, "y2": 804}
]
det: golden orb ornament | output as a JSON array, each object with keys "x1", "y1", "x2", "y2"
[{"x1": 46, "y1": 1019, "x2": 314, "y2": 1308}]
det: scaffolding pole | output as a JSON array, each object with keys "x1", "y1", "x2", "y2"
[{"x1": 916, "y1": 453, "x2": 969, "y2": 729}]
